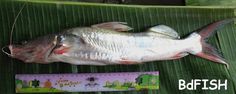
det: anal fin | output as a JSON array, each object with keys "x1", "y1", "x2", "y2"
[{"x1": 169, "y1": 52, "x2": 189, "y2": 59}]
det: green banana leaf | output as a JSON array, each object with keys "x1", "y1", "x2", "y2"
[
  {"x1": 0, "y1": 0, "x2": 236, "y2": 94},
  {"x1": 186, "y1": 0, "x2": 236, "y2": 6}
]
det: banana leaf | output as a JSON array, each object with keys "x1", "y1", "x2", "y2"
[
  {"x1": 186, "y1": 0, "x2": 236, "y2": 6},
  {"x1": 0, "y1": 0, "x2": 236, "y2": 94}
]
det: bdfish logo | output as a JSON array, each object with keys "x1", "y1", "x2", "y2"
[{"x1": 178, "y1": 79, "x2": 227, "y2": 90}]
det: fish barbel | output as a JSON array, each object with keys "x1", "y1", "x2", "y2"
[{"x1": 4, "y1": 19, "x2": 234, "y2": 67}]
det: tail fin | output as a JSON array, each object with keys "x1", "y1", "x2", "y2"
[{"x1": 193, "y1": 18, "x2": 234, "y2": 68}]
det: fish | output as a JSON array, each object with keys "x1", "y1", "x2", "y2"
[{"x1": 2, "y1": 19, "x2": 234, "y2": 67}]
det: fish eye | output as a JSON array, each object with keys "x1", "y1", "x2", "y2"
[{"x1": 55, "y1": 35, "x2": 64, "y2": 45}]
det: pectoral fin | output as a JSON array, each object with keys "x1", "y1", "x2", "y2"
[
  {"x1": 91, "y1": 22, "x2": 133, "y2": 32},
  {"x1": 146, "y1": 25, "x2": 180, "y2": 39}
]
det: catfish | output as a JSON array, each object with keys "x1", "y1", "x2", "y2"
[{"x1": 2, "y1": 18, "x2": 234, "y2": 68}]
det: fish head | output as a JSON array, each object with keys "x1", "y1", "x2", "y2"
[{"x1": 7, "y1": 35, "x2": 58, "y2": 63}]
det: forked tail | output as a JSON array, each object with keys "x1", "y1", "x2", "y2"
[{"x1": 190, "y1": 18, "x2": 235, "y2": 68}]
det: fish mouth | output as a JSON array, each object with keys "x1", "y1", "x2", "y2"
[{"x1": 1, "y1": 45, "x2": 12, "y2": 57}]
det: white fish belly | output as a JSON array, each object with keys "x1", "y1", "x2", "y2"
[{"x1": 122, "y1": 38, "x2": 192, "y2": 62}]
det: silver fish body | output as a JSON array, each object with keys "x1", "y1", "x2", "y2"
[
  {"x1": 48, "y1": 27, "x2": 197, "y2": 65},
  {"x1": 7, "y1": 19, "x2": 234, "y2": 67}
]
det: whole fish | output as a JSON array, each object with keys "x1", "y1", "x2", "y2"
[{"x1": 4, "y1": 19, "x2": 234, "y2": 67}]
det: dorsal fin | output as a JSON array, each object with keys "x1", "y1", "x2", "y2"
[
  {"x1": 147, "y1": 25, "x2": 180, "y2": 39},
  {"x1": 91, "y1": 22, "x2": 133, "y2": 32}
]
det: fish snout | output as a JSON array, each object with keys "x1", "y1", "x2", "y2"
[
  {"x1": 3, "y1": 44, "x2": 30, "y2": 62},
  {"x1": 8, "y1": 44, "x2": 21, "y2": 57},
  {"x1": 1, "y1": 45, "x2": 13, "y2": 57}
]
